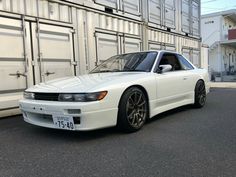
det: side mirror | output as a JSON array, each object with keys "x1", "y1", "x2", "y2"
[{"x1": 159, "y1": 64, "x2": 172, "y2": 73}]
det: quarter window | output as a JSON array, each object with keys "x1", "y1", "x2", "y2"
[{"x1": 178, "y1": 55, "x2": 194, "y2": 70}]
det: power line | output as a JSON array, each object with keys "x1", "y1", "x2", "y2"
[
  {"x1": 202, "y1": 5, "x2": 236, "y2": 10},
  {"x1": 202, "y1": 7, "x2": 225, "y2": 10},
  {"x1": 201, "y1": 0, "x2": 217, "y2": 4}
]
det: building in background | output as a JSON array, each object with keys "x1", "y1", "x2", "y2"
[
  {"x1": 201, "y1": 9, "x2": 236, "y2": 82},
  {"x1": 0, "y1": 0, "x2": 201, "y2": 117}
]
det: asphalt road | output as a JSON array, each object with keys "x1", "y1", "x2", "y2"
[{"x1": 0, "y1": 88, "x2": 235, "y2": 177}]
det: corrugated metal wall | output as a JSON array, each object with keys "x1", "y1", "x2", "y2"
[{"x1": 0, "y1": 0, "x2": 201, "y2": 117}]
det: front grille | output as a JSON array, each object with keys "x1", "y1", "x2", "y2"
[{"x1": 34, "y1": 93, "x2": 59, "y2": 101}]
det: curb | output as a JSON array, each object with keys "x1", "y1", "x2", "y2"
[{"x1": 210, "y1": 82, "x2": 236, "y2": 89}]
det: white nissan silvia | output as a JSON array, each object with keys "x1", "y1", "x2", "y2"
[{"x1": 19, "y1": 51, "x2": 209, "y2": 132}]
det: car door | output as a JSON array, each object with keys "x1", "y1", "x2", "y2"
[
  {"x1": 154, "y1": 52, "x2": 191, "y2": 111},
  {"x1": 177, "y1": 54, "x2": 198, "y2": 95}
]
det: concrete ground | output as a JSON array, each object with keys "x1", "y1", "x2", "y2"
[{"x1": 0, "y1": 88, "x2": 235, "y2": 177}]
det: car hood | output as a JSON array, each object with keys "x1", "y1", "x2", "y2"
[{"x1": 27, "y1": 72, "x2": 149, "y2": 93}]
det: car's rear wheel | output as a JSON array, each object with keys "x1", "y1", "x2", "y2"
[
  {"x1": 194, "y1": 80, "x2": 206, "y2": 108},
  {"x1": 117, "y1": 87, "x2": 148, "y2": 133}
]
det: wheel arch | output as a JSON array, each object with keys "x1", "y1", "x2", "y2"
[
  {"x1": 118, "y1": 85, "x2": 150, "y2": 118},
  {"x1": 196, "y1": 79, "x2": 205, "y2": 86},
  {"x1": 194, "y1": 79, "x2": 207, "y2": 108},
  {"x1": 194, "y1": 79, "x2": 206, "y2": 94}
]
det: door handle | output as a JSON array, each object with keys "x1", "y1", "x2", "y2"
[
  {"x1": 183, "y1": 76, "x2": 188, "y2": 80},
  {"x1": 9, "y1": 71, "x2": 27, "y2": 78},
  {"x1": 45, "y1": 71, "x2": 55, "y2": 76}
]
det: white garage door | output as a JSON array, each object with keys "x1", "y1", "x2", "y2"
[
  {"x1": 123, "y1": 0, "x2": 140, "y2": 15},
  {"x1": 95, "y1": 33, "x2": 119, "y2": 64},
  {"x1": 123, "y1": 37, "x2": 141, "y2": 53},
  {"x1": 164, "y1": 0, "x2": 175, "y2": 29},
  {"x1": 31, "y1": 23, "x2": 75, "y2": 83},
  {"x1": 192, "y1": 50, "x2": 200, "y2": 67},
  {"x1": 149, "y1": 43, "x2": 162, "y2": 50},
  {"x1": 148, "y1": 0, "x2": 162, "y2": 25},
  {"x1": 182, "y1": 48, "x2": 191, "y2": 61},
  {"x1": 192, "y1": 1, "x2": 200, "y2": 36},
  {"x1": 181, "y1": 0, "x2": 190, "y2": 34},
  {"x1": 149, "y1": 42, "x2": 175, "y2": 52},
  {"x1": 0, "y1": 17, "x2": 27, "y2": 110},
  {"x1": 95, "y1": 32, "x2": 141, "y2": 66}
]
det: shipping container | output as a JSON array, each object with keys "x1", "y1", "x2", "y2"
[
  {"x1": 0, "y1": 0, "x2": 201, "y2": 37},
  {"x1": 181, "y1": 0, "x2": 200, "y2": 37},
  {"x1": 148, "y1": 28, "x2": 176, "y2": 51},
  {"x1": 25, "y1": 0, "x2": 38, "y2": 16},
  {"x1": 0, "y1": 15, "x2": 76, "y2": 117},
  {"x1": 177, "y1": 36, "x2": 201, "y2": 67},
  {"x1": 31, "y1": 22, "x2": 76, "y2": 84},
  {"x1": 76, "y1": 0, "x2": 142, "y2": 21},
  {"x1": 0, "y1": 0, "x2": 201, "y2": 117},
  {"x1": 0, "y1": 0, "x2": 72, "y2": 23},
  {"x1": 192, "y1": 0, "x2": 200, "y2": 37},
  {"x1": 38, "y1": 1, "x2": 72, "y2": 23},
  {"x1": 147, "y1": 0, "x2": 176, "y2": 30},
  {"x1": 0, "y1": 17, "x2": 28, "y2": 116},
  {"x1": 146, "y1": 0, "x2": 200, "y2": 36},
  {"x1": 77, "y1": 10, "x2": 142, "y2": 72}
]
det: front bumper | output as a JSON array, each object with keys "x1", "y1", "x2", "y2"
[{"x1": 19, "y1": 99, "x2": 118, "y2": 131}]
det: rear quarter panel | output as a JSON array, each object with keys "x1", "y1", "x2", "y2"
[{"x1": 192, "y1": 68, "x2": 210, "y2": 93}]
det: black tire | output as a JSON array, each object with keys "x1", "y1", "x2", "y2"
[
  {"x1": 117, "y1": 87, "x2": 148, "y2": 133},
  {"x1": 194, "y1": 80, "x2": 206, "y2": 108}
]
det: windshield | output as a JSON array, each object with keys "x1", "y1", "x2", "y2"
[{"x1": 90, "y1": 52, "x2": 158, "y2": 73}]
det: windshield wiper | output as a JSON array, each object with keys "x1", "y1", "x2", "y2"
[
  {"x1": 122, "y1": 69, "x2": 147, "y2": 72},
  {"x1": 91, "y1": 69, "x2": 122, "y2": 74},
  {"x1": 91, "y1": 69, "x2": 148, "y2": 74},
  {"x1": 91, "y1": 70, "x2": 110, "y2": 74}
]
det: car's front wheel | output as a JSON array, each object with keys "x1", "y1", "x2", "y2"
[
  {"x1": 117, "y1": 87, "x2": 148, "y2": 133},
  {"x1": 194, "y1": 80, "x2": 206, "y2": 108}
]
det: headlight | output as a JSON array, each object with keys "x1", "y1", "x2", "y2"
[
  {"x1": 58, "y1": 91, "x2": 107, "y2": 102},
  {"x1": 23, "y1": 92, "x2": 35, "y2": 100}
]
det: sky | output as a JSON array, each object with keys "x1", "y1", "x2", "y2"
[{"x1": 201, "y1": 0, "x2": 236, "y2": 15}]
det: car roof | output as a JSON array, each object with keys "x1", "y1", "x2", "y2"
[{"x1": 119, "y1": 50, "x2": 180, "y2": 55}]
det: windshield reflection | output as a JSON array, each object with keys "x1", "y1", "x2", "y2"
[{"x1": 90, "y1": 52, "x2": 158, "y2": 73}]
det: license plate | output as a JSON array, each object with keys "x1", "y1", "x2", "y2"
[{"x1": 52, "y1": 115, "x2": 75, "y2": 130}]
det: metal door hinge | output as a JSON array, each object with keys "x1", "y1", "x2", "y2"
[
  {"x1": 70, "y1": 29, "x2": 76, "y2": 34},
  {"x1": 31, "y1": 61, "x2": 36, "y2": 66},
  {"x1": 71, "y1": 61, "x2": 78, "y2": 66},
  {"x1": 95, "y1": 61, "x2": 99, "y2": 66}
]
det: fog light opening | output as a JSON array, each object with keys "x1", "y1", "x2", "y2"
[
  {"x1": 67, "y1": 109, "x2": 81, "y2": 114},
  {"x1": 73, "y1": 117, "x2": 81, "y2": 124},
  {"x1": 23, "y1": 112, "x2": 27, "y2": 118}
]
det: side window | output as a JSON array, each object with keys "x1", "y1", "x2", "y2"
[
  {"x1": 159, "y1": 53, "x2": 182, "y2": 71},
  {"x1": 178, "y1": 55, "x2": 194, "y2": 70}
]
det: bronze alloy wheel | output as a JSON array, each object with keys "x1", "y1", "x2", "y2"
[
  {"x1": 194, "y1": 80, "x2": 206, "y2": 108},
  {"x1": 126, "y1": 90, "x2": 147, "y2": 129},
  {"x1": 118, "y1": 87, "x2": 148, "y2": 132}
]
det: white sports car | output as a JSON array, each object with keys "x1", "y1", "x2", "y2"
[{"x1": 19, "y1": 51, "x2": 209, "y2": 132}]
